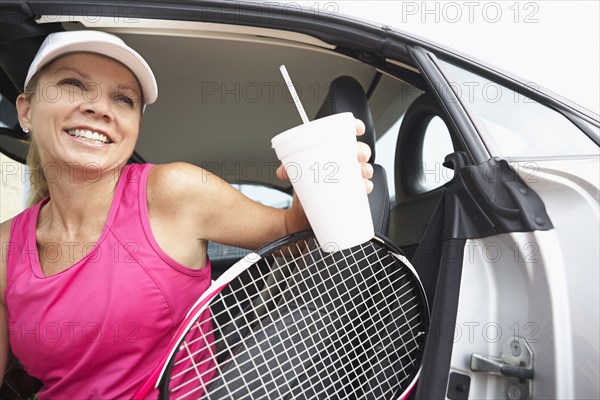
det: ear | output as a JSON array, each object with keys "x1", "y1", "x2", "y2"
[{"x1": 16, "y1": 94, "x2": 33, "y2": 131}]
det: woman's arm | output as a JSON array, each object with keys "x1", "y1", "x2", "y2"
[
  {"x1": 147, "y1": 162, "x2": 299, "y2": 251},
  {"x1": 146, "y1": 120, "x2": 372, "y2": 259}
]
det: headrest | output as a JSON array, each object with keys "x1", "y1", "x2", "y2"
[{"x1": 315, "y1": 76, "x2": 376, "y2": 163}]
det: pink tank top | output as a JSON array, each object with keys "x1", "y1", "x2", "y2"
[{"x1": 5, "y1": 163, "x2": 212, "y2": 399}]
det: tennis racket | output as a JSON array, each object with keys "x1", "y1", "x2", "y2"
[{"x1": 133, "y1": 230, "x2": 429, "y2": 399}]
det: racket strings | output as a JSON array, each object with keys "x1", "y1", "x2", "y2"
[
  {"x1": 167, "y1": 238, "x2": 427, "y2": 399},
  {"x1": 172, "y1": 242, "x2": 422, "y2": 398},
  {"x1": 173, "y1": 248, "x2": 420, "y2": 398},
  {"x1": 202, "y1": 244, "x2": 418, "y2": 382},
  {"x1": 172, "y1": 306, "x2": 420, "y2": 400},
  {"x1": 238, "y1": 248, "x2": 418, "y2": 398}
]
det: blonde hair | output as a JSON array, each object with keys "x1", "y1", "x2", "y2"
[
  {"x1": 23, "y1": 72, "x2": 49, "y2": 206},
  {"x1": 26, "y1": 134, "x2": 48, "y2": 206}
]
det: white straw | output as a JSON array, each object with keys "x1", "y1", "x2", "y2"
[{"x1": 279, "y1": 65, "x2": 310, "y2": 124}]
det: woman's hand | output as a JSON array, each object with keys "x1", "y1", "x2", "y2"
[
  {"x1": 276, "y1": 118, "x2": 374, "y2": 235},
  {"x1": 354, "y1": 118, "x2": 374, "y2": 193}
]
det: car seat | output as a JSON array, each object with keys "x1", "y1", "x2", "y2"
[{"x1": 314, "y1": 75, "x2": 391, "y2": 236}]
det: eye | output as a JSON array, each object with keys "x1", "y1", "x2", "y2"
[
  {"x1": 113, "y1": 84, "x2": 140, "y2": 109},
  {"x1": 58, "y1": 78, "x2": 85, "y2": 89},
  {"x1": 115, "y1": 95, "x2": 135, "y2": 107}
]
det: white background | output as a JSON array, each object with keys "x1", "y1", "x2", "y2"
[{"x1": 325, "y1": 0, "x2": 599, "y2": 115}]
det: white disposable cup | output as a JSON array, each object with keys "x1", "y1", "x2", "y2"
[{"x1": 271, "y1": 112, "x2": 374, "y2": 252}]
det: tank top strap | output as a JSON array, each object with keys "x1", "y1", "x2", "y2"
[
  {"x1": 111, "y1": 162, "x2": 211, "y2": 275},
  {"x1": 114, "y1": 162, "x2": 154, "y2": 209},
  {"x1": 109, "y1": 163, "x2": 153, "y2": 242}
]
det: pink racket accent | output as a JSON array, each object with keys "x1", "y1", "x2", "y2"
[{"x1": 132, "y1": 284, "x2": 228, "y2": 399}]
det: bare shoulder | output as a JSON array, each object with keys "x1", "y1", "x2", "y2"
[
  {"x1": 0, "y1": 218, "x2": 13, "y2": 305},
  {"x1": 145, "y1": 162, "x2": 232, "y2": 238},
  {"x1": 144, "y1": 162, "x2": 282, "y2": 248},
  {"x1": 147, "y1": 162, "x2": 232, "y2": 210},
  {"x1": 148, "y1": 162, "x2": 211, "y2": 191},
  {"x1": 148, "y1": 162, "x2": 206, "y2": 208}
]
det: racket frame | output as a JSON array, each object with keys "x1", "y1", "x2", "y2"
[{"x1": 133, "y1": 231, "x2": 429, "y2": 400}]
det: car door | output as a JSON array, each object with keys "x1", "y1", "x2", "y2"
[{"x1": 407, "y1": 48, "x2": 600, "y2": 399}]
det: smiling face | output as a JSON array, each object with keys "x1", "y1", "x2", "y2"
[{"x1": 17, "y1": 53, "x2": 143, "y2": 175}]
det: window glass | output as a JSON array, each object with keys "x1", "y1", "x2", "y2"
[
  {"x1": 439, "y1": 60, "x2": 598, "y2": 157},
  {"x1": 420, "y1": 116, "x2": 454, "y2": 191},
  {"x1": 0, "y1": 152, "x2": 27, "y2": 222},
  {"x1": 232, "y1": 183, "x2": 292, "y2": 209},
  {"x1": 208, "y1": 183, "x2": 292, "y2": 261},
  {"x1": 0, "y1": 95, "x2": 28, "y2": 221},
  {"x1": 375, "y1": 116, "x2": 402, "y2": 203}
]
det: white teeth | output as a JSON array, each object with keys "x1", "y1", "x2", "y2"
[{"x1": 66, "y1": 129, "x2": 110, "y2": 144}]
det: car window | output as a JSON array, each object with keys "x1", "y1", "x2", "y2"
[
  {"x1": 438, "y1": 60, "x2": 598, "y2": 158},
  {"x1": 232, "y1": 183, "x2": 292, "y2": 209},
  {"x1": 0, "y1": 153, "x2": 27, "y2": 222},
  {"x1": 421, "y1": 116, "x2": 454, "y2": 191},
  {"x1": 0, "y1": 95, "x2": 27, "y2": 222},
  {"x1": 375, "y1": 117, "x2": 401, "y2": 203}
]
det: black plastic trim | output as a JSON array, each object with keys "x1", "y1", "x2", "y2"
[
  {"x1": 413, "y1": 238, "x2": 466, "y2": 400},
  {"x1": 365, "y1": 71, "x2": 382, "y2": 100},
  {"x1": 409, "y1": 193, "x2": 445, "y2": 313},
  {"x1": 408, "y1": 154, "x2": 553, "y2": 398},
  {"x1": 447, "y1": 372, "x2": 471, "y2": 400},
  {"x1": 443, "y1": 156, "x2": 553, "y2": 240}
]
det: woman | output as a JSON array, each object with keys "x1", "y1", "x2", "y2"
[{"x1": 0, "y1": 30, "x2": 373, "y2": 398}]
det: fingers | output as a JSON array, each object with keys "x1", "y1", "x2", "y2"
[
  {"x1": 355, "y1": 119, "x2": 373, "y2": 194},
  {"x1": 355, "y1": 118, "x2": 366, "y2": 136},
  {"x1": 278, "y1": 118, "x2": 373, "y2": 196},
  {"x1": 361, "y1": 162, "x2": 374, "y2": 180},
  {"x1": 361, "y1": 156, "x2": 374, "y2": 194},
  {"x1": 357, "y1": 141, "x2": 372, "y2": 164},
  {"x1": 276, "y1": 164, "x2": 288, "y2": 181}
]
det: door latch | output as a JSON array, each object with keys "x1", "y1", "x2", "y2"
[{"x1": 470, "y1": 336, "x2": 534, "y2": 399}]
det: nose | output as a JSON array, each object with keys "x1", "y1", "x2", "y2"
[{"x1": 79, "y1": 83, "x2": 113, "y2": 121}]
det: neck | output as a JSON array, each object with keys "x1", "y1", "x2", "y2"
[{"x1": 41, "y1": 164, "x2": 124, "y2": 235}]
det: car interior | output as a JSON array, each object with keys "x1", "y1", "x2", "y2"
[
  {"x1": 1, "y1": 15, "x2": 459, "y2": 267},
  {"x1": 1, "y1": 13, "x2": 464, "y2": 399}
]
